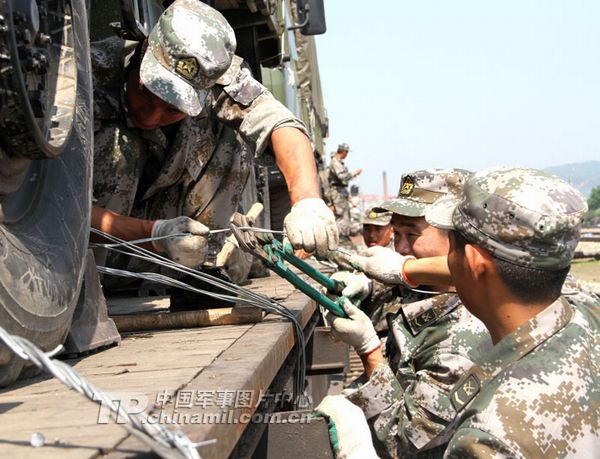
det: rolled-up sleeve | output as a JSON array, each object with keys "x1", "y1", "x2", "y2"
[
  {"x1": 345, "y1": 330, "x2": 476, "y2": 458},
  {"x1": 210, "y1": 56, "x2": 309, "y2": 157}
]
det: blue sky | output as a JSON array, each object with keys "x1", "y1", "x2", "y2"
[{"x1": 316, "y1": 1, "x2": 600, "y2": 196}]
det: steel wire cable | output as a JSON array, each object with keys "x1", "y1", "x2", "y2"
[
  {"x1": 90, "y1": 228, "x2": 308, "y2": 408},
  {"x1": 0, "y1": 326, "x2": 213, "y2": 459},
  {"x1": 91, "y1": 227, "x2": 286, "y2": 249}
]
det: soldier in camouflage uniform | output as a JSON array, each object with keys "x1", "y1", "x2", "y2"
[
  {"x1": 424, "y1": 166, "x2": 599, "y2": 457},
  {"x1": 360, "y1": 207, "x2": 393, "y2": 250},
  {"x1": 91, "y1": 0, "x2": 337, "y2": 274},
  {"x1": 317, "y1": 169, "x2": 494, "y2": 458},
  {"x1": 349, "y1": 192, "x2": 363, "y2": 237},
  {"x1": 327, "y1": 143, "x2": 362, "y2": 239}
]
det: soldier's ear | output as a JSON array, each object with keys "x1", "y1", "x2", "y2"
[{"x1": 464, "y1": 243, "x2": 494, "y2": 281}]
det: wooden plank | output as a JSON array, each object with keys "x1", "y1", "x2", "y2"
[
  {"x1": 111, "y1": 305, "x2": 263, "y2": 332},
  {"x1": 0, "y1": 324, "x2": 252, "y2": 459},
  {"x1": 107, "y1": 296, "x2": 170, "y2": 315},
  {"x1": 0, "y1": 259, "x2": 325, "y2": 459},
  {"x1": 107, "y1": 290, "x2": 317, "y2": 459}
]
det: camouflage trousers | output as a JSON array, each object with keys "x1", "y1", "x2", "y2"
[
  {"x1": 330, "y1": 186, "x2": 351, "y2": 238},
  {"x1": 93, "y1": 122, "x2": 252, "y2": 286}
]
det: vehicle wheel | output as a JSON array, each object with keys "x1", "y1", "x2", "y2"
[{"x1": 0, "y1": 0, "x2": 92, "y2": 386}]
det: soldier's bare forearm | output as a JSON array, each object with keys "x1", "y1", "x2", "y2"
[
  {"x1": 91, "y1": 206, "x2": 155, "y2": 249},
  {"x1": 270, "y1": 127, "x2": 320, "y2": 205},
  {"x1": 360, "y1": 347, "x2": 385, "y2": 378},
  {"x1": 404, "y1": 256, "x2": 453, "y2": 287}
]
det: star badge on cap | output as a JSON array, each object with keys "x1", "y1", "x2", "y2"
[
  {"x1": 175, "y1": 57, "x2": 199, "y2": 80},
  {"x1": 400, "y1": 176, "x2": 415, "y2": 196},
  {"x1": 368, "y1": 211, "x2": 378, "y2": 219}
]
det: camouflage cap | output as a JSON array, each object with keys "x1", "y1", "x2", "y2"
[
  {"x1": 363, "y1": 207, "x2": 392, "y2": 227},
  {"x1": 426, "y1": 167, "x2": 588, "y2": 270},
  {"x1": 338, "y1": 143, "x2": 350, "y2": 152},
  {"x1": 140, "y1": 0, "x2": 236, "y2": 117},
  {"x1": 376, "y1": 168, "x2": 471, "y2": 217}
]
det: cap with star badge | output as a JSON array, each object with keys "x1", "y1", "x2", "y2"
[
  {"x1": 376, "y1": 168, "x2": 472, "y2": 217},
  {"x1": 426, "y1": 167, "x2": 588, "y2": 270},
  {"x1": 140, "y1": 0, "x2": 236, "y2": 117},
  {"x1": 363, "y1": 207, "x2": 392, "y2": 226}
]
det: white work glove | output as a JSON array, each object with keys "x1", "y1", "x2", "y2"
[
  {"x1": 314, "y1": 395, "x2": 379, "y2": 459},
  {"x1": 151, "y1": 217, "x2": 209, "y2": 268},
  {"x1": 217, "y1": 242, "x2": 254, "y2": 285},
  {"x1": 349, "y1": 246, "x2": 416, "y2": 286},
  {"x1": 326, "y1": 298, "x2": 380, "y2": 355},
  {"x1": 284, "y1": 198, "x2": 338, "y2": 257},
  {"x1": 330, "y1": 271, "x2": 372, "y2": 301}
]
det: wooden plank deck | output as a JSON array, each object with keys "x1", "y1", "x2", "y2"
[{"x1": 0, "y1": 271, "x2": 317, "y2": 459}]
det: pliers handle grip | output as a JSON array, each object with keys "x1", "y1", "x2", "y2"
[{"x1": 230, "y1": 223, "x2": 348, "y2": 318}]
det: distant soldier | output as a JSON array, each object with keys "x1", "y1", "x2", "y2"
[
  {"x1": 91, "y1": 0, "x2": 337, "y2": 274},
  {"x1": 425, "y1": 167, "x2": 599, "y2": 457},
  {"x1": 361, "y1": 207, "x2": 393, "y2": 249},
  {"x1": 327, "y1": 143, "x2": 362, "y2": 240},
  {"x1": 317, "y1": 169, "x2": 493, "y2": 458},
  {"x1": 348, "y1": 185, "x2": 363, "y2": 237}
]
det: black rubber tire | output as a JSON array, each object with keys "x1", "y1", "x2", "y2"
[{"x1": 0, "y1": 0, "x2": 92, "y2": 387}]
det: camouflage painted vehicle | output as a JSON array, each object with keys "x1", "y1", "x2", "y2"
[
  {"x1": 0, "y1": 0, "x2": 93, "y2": 386},
  {"x1": 0, "y1": 0, "x2": 327, "y2": 388}
]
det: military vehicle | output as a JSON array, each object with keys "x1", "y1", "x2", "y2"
[
  {"x1": 0, "y1": 0, "x2": 93, "y2": 386},
  {"x1": 0, "y1": 0, "x2": 329, "y2": 389}
]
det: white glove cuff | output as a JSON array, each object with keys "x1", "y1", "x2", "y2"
[
  {"x1": 400, "y1": 255, "x2": 418, "y2": 287},
  {"x1": 292, "y1": 197, "x2": 326, "y2": 210},
  {"x1": 151, "y1": 220, "x2": 166, "y2": 252},
  {"x1": 356, "y1": 333, "x2": 381, "y2": 355}
]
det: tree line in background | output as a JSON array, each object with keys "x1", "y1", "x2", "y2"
[{"x1": 587, "y1": 185, "x2": 600, "y2": 225}]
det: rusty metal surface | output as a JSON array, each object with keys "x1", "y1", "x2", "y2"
[
  {"x1": 306, "y1": 327, "x2": 349, "y2": 374},
  {"x1": 252, "y1": 412, "x2": 334, "y2": 459}
]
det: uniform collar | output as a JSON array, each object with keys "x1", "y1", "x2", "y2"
[{"x1": 449, "y1": 296, "x2": 573, "y2": 412}]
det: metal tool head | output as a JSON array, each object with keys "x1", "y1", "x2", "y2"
[{"x1": 229, "y1": 214, "x2": 275, "y2": 260}]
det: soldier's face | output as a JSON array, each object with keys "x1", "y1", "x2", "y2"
[
  {"x1": 126, "y1": 64, "x2": 188, "y2": 130},
  {"x1": 362, "y1": 224, "x2": 393, "y2": 248},
  {"x1": 391, "y1": 215, "x2": 449, "y2": 259}
]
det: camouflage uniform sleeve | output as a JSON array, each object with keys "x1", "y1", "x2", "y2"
[
  {"x1": 210, "y1": 56, "x2": 309, "y2": 157},
  {"x1": 444, "y1": 427, "x2": 519, "y2": 458},
  {"x1": 346, "y1": 362, "x2": 402, "y2": 420},
  {"x1": 348, "y1": 360, "x2": 461, "y2": 457},
  {"x1": 329, "y1": 158, "x2": 353, "y2": 185},
  {"x1": 346, "y1": 304, "x2": 485, "y2": 458}
]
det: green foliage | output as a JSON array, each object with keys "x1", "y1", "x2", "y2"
[
  {"x1": 584, "y1": 206, "x2": 600, "y2": 226},
  {"x1": 589, "y1": 186, "x2": 600, "y2": 212}
]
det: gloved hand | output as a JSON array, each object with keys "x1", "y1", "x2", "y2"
[
  {"x1": 217, "y1": 241, "x2": 254, "y2": 285},
  {"x1": 330, "y1": 271, "x2": 372, "y2": 301},
  {"x1": 349, "y1": 246, "x2": 416, "y2": 286},
  {"x1": 284, "y1": 198, "x2": 338, "y2": 257},
  {"x1": 314, "y1": 395, "x2": 379, "y2": 459},
  {"x1": 151, "y1": 216, "x2": 209, "y2": 268},
  {"x1": 326, "y1": 298, "x2": 380, "y2": 355}
]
